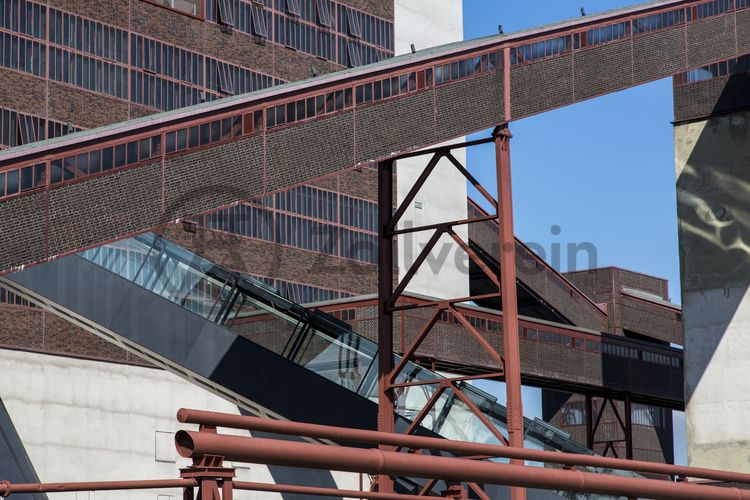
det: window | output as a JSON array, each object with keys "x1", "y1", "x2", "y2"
[
  {"x1": 217, "y1": 0, "x2": 235, "y2": 26},
  {"x1": 148, "y1": 0, "x2": 200, "y2": 16},
  {"x1": 346, "y1": 9, "x2": 361, "y2": 38},
  {"x1": 251, "y1": 6, "x2": 268, "y2": 37},
  {"x1": 217, "y1": 62, "x2": 234, "y2": 94},
  {"x1": 17, "y1": 115, "x2": 36, "y2": 145},
  {"x1": 316, "y1": 0, "x2": 332, "y2": 27},
  {"x1": 347, "y1": 41, "x2": 361, "y2": 67},
  {"x1": 285, "y1": 0, "x2": 301, "y2": 17}
]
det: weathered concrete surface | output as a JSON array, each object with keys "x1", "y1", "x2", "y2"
[
  {"x1": 675, "y1": 110, "x2": 750, "y2": 472},
  {"x1": 394, "y1": 0, "x2": 470, "y2": 300},
  {"x1": 0, "y1": 349, "x2": 362, "y2": 498}
]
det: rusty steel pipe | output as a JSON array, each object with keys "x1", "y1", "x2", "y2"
[
  {"x1": 0, "y1": 479, "x2": 196, "y2": 497},
  {"x1": 176, "y1": 408, "x2": 750, "y2": 485},
  {"x1": 233, "y1": 480, "x2": 421, "y2": 499},
  {"x1": 174, "y1": 431, "x2": 750, "y2": 500}
]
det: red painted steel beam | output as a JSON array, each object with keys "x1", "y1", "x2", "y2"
[
  {"x1": 377, "y1": 159, "x2": 396, "y2": 493},
  {"x1": 176, "y1": 409, "x2": 750, "y2": 484},
  {"x1": 174, "y1": 431, "x2": 750, "y2": 500},
  {"x1": 494, "y1": 125, "x2": 525, "y2": 500},
  {"x1": 233, "y1": 480, "x2": 417, "y2": 499},
  {"x1": 0, "y1": 479, "x2": 196, "y2": 497}
]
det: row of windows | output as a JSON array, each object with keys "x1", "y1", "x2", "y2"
[
  {"x1": 0, "y1": 286, "x2": 35, "y2": 308},
  {"x1": 355, "y1": 71, "x2": 419, "y2": 105},
  {"x1": 276, "y1": 278, "x2": 345, "y2": 304},
  {"x1": 339, "y1": 194, "x2": 376, "y2": 233},
  {"x1": 266, "y1": 87, "x2": 351, "y2": 128},
  {"x1": 275, "y1": 185, "x2": 339, "y2": 223},
  {"x1": 0, "y1": 162, "x2": 44, "y2": 198},
  {"x1": 332, "y1": 3, "x2": 391, "y2": 50},
  {"x1": 560, "y1": 401, "x2": 670, "y2": 428},
  {"x1": 632, "y1": 8, "x2": 686, "y2": 35},
  {"x1": 49, "y1": 7, "x2": 128, "y2": 64},
  {"x1": 48, "y1": 135, "x2": 161, "y2": 187},
  {"x1": 512, "y1": 0, "x2": 739, "y2": 68},
  {"x1": 0, "y1": 106, "x2": 79, "y2": 149},
  {"x1": 131, "y1": 34, "x2": 204, "y2": 86},
  {"x1": 205, "y1": 0, "x2": 393, "y2": 68},
  {"x1": 0, "y1": 31, "x2": 45, "y2": 76},
  {"x1": 192, "y1": 202, "x2": 378, "y2": 264},
  {"x1": 577, "y1": 21, "x2": 631, "y2": 50},
  {"x1": 0, "y1": 0, "x2": 45, "y2": 40},
  {"x1": 130, "y1": 68, "x2": 217, "y2": 110},
  {"x1": 674, "y1": 53, "x2": 750, "y2": 85},
  {"x1": 2, "y1": 0, "x2": 283, "y2": 111},
  {"x1": 432, "y1": 306, "x2": 681, "y2": 368},
  {"x1": 49, "y1": 47, "x2": 126, "y2": 99},
  {"x1": 511, "y1": 36, "x2": 571, "y2": 66},
  {"x1": 164, "y1": 114, "x2": 247, "y2": 154},
  {"x1": 435, "y1": 52, "x2": 500, "y2": 84}
]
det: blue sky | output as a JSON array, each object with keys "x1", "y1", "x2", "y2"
[{"x1": 462, "y1": 1, "x2": 686, "y2": 464}]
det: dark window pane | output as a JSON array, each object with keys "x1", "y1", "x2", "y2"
[
  {"x1": 89, "y1": 150, "x2": 101, "y2": 174},
  {"x1": 0, "y1": 172, "x2": 5, "y2": 197},
  {"x1": 253, "y1": 110, "x2": 263, "y2": 131},
  {"x1": 335, "y1": 89, "x2": 344, "y2": 110},
  {"x1": 325, "y1": 92, "x2": 334, "y2": 112},
  {"x1": 6, "y1": 170, "x2": 18, "y2": 195},
  {"x1": 221, "y1": 118, "x2": 232, "y2": 139},
  {"x1": 176, "y1": 128, "x2": 187, "y2": 150},
  {"x1": 316, "y1": 94, "x2": 325, "y2": 114},
  {"x1": 127, "y1": 141, "x2": 138, "y2": 165},
  {"x1": 306, "y1": 97, "x2": 315, "y2": 118},
  {"x1": 151, "y1": 135, "x2": 161, "y2": 156},
  {"x1": 115, "y1": 144, "x2": 127, "y2": 168},
  {"x1": 20, "y1": 166, "x2": 33, "y2": 191},
  {"x1": 296, "y1": 99, "x2": 305, "y2": 121},
  {"x1": 138, "y1": 138, "x2": 151, "y2": 161},
  {"x1": 64, "y1": 156, "x2": 76, "y2": 180},
  {"x1": 266, "y1": 108, "x2": 276, "y2": 128},
  {"x1": 345, "y1": 87, "x2": 352, "y2": 107},
  {"x1": 286, "y1": 102, "x2": 296, "y2": 123},
  {"x1": 76, "y1": 153, "x2": 89, "y2": 176},
  {"x1": 232, "y1": 115, "x2": 242, "y2": 136},
  {"x1": 188, "y1": 126, "x2": 199, "y2": 148},
  {"x1": 211, "y1": 120, "x2": 221, "y2": 142},
  {"x1": 199, "y1": 123, "x2": 210, "y2": 145},
  {"x1": 166, "y1": 132, "x2": 176, "y2": 153},
  {"x1": 102, "y1": 147, "x2": 114, "y2": 170},
  {"x1": 275, "y1": 104, "x2": 285, "y2": 125},
  {"x1": 50, "y1": 159, "x2": 63, "y2": 184}
]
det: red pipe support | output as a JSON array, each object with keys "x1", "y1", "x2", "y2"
[
  {"x1": 174, "y1": 431, "x2": 750, "y2": 500},
  {"x1": 176, "y1": 409, "x2": 750, "y2": 485},
  {"x1": 233, "y1": 480, "x2": 420, "y2": 499},
  {"x1": 0, "y1": 479, "x2": 196, "y2": 497}
]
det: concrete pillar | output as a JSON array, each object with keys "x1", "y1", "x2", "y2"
[{"x1": 675, "y1": 110, "x2": 750, "y2": 471}]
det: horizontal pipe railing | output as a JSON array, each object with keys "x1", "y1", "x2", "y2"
[
  {"x1": 0, "y1": 478, "x2": 196, "y2": 496},
  {"x1": 174, "y1": 430, "x2": 750, "y2": 500},
  {"x1": 233, "y1": 480, "x2": 417, "y2": 499},
  {"x1": 176, "y1": 408, "x2": 750, "y2": 485}
]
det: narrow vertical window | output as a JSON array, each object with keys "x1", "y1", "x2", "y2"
[
  {"x1": 218, "y1": 62, "x2": 234, "y2": 94},
  {"x1": 316, "y1": 0, "x2": 332, "y2": 27},
  {"x1": 251, "y1": 6, "x2": 268, "y2": 37},
  {"x1": 286, "y1": 0, "x2": 301, "y2": 17},
  {"x1": 17, "y1": 115, "x2": 36, "y2": 145},
  {"x1": 347, "y1": 41, "x2": 361, "y2": 67},
  {"x1": 217, "y1": 0, "x2": 235, "y2": 26},
  {"x1": 346, "y1": 9, "x2": 361, "y2": 38}
]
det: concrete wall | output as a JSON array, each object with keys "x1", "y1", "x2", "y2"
[
  {"x1": 675, "y1": 110, "x2": 750, "y2": 471},
  {"x1": 0, "y1": 349, "x2": 362, "y2": 498},
  {"x1": 394, "y1": 0, "x2": 470, "y2": 299}
]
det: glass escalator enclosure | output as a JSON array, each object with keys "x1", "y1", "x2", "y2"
[{"x1": 78, "y1": 232, "x2": 641, "y2": 490}]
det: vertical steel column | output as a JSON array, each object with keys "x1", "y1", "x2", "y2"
[
  {"x1": 624, "y1": 395, "x2": 633, "y2": 460},
  {"x1": 586, "y1": 394, "x2": 594, "y2": 450},
  {"x1": 377, "y1": 159, "x2": 396, "y2": 493},
  {"x1": 494, "y1": 125, "x2": 526, "y2": 500}
]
